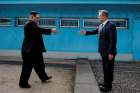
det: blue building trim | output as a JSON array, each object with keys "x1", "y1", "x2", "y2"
[{"x1": 0, "y1": 0, "x2": 140, "y2": 4}]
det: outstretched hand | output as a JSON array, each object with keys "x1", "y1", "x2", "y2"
[
  {"x1": 80, "y1": 30, "x2": 86, "y2": 35},
  {"x1": 52, "y1": 28, "x2": 57, "y2": 33}
]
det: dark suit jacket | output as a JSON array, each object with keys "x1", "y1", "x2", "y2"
[
  {"x1": 86, "y1": 21, "x2": 117, "y2": 55},
  {"x1": 22, "y1": 21, "x2": 52, "y2": 53}
]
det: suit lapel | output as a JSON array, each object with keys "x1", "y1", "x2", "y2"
[{"x1": 101, "y1": 21, "x2": 110, "y2": 32}]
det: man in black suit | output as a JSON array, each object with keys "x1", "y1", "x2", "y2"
[
  {"x1": 80, "y1": 10, "x2": 117, "y2": 92},
  {"x1": 19, "y1": 11, "x2": 57, "y2": 88}
]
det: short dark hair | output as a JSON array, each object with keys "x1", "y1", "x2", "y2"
[
  {"x1": 30, "y1": 11, "x2": 39, "y2": 16},
  {"x1": 99, "y1": 10, "x2": 109, "y2": 17}
]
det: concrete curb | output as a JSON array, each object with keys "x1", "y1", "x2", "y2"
[
  {"x1": 74, "y1": 61, "x2": 100, "y2": 93},
  {"x1": 0, "y1": 50, "x2": 133, "y2": 61}
]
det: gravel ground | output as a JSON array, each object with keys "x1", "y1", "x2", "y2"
[
  {"x1": 0, "y1": 60, "x2": 75, "y2": 93},
  {"x1": 90, "y1": 60, "x2": 140, "y2": 93}
]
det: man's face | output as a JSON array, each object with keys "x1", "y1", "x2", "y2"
[
  {"x1": 36, "y1": 15, "x2": 40, "y2": 22},
  {"x1": 98, "y1": 13, "x2": 107, "y2": 23},
  {"x1": 32, "y1": 15, "x2": 40, "y2": 22}
]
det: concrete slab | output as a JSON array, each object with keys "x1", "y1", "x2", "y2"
[
  {"x1": 74, "y1": 61, "x2": 100, "y2": 93},
  {"x1": 0, "y1": 62, "x2": 75, "y2": 93}
]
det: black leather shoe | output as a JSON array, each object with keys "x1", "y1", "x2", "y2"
[
  {"x1": 99, "y1": 83, "x2": 106, "y2": 87},
  {"x1": 42, "y1": 76, "x2": 52, "y2": 83},
  {"x1": 99, "y1": 85, "x2": 112, "y2": 92},
  {"x1": 19, "y1": 83, "x2": 31, "y2": 88}
]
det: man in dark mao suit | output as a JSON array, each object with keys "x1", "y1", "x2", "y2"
[{"x1": 19, "y1": 11, "x2": 57, "y2": 88}]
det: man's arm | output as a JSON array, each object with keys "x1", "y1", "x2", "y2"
[
  {"x1": 30, "y1": 22, "x2": 52, "y2": 35},
  {"x1": 109, "y1": 24, "x2": 117, "y2": 55},
  {"x1": 37, "y1": 27, "x2": 52, "y2": 35},
  {"x1": 85, "y1": 28, "x2": 98, "y2": 36}
]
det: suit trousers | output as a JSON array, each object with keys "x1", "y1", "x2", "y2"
[
  {"x1": 19, "y1": 52, "x2": 48, "y2": 85},
  {"x1": 100, "y1": 53, "x2": 115, "y2": 86}
]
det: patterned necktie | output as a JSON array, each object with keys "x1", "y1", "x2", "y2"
[{"x1": 98, "y1": 24, "x2": 104, "y2": 36}]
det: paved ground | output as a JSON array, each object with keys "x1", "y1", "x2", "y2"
[
  {"x1": 90, "y1": 60, "x2": 140, "y2": 93},
  {"x1": 74, "y1": 60, "x2": 100, "y2": 93},
  {"x1": 1, "y1": 58, "x2": 140, "y2": 93},
  {"x1": 0, "y1": 60, "x2": 75, "y2": 93}
]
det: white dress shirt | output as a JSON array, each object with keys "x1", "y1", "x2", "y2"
[{"x1": 98, "y1": 19, "x2": 109, "y2": 34}]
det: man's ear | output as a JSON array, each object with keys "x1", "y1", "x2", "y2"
[{"x1": 29, "y1": 15, "x2": 33, "y2": 20}]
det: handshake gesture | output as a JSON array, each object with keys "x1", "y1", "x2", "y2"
[
  {"x1": 51, "y1": 28, "x2": 86, "y2": 35},
  {"x1": 80, "y1": 29, "x2": 86, "y2": 35},
  {"x1": 51, "y1": 28, "x2": 57, "y2": 33}
]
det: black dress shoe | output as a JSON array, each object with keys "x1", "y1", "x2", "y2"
[
  {"x1": 99, "y1": 85, "x2": 111, "y2": 92},
  {"x1": 19, "y1": 83, "x2": 31, "y2": 88},
  {"x1": 99, "y1": 83, "x2": 106, "y2": 87},
  {"x1": 42, "y1": 76, "x2": 52, "y2": 83}
]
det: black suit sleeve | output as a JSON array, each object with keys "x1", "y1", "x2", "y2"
[
  {"x1": 37, "y1": 27, "x2": 52, "y2": 35},
  {"x1": 109, "y1": 24, "x2": 117, "y2": 54},
  {"x1": 85, "y1": 28, "x2": 98, "y2": 36},
  {"x1": 30, "y1": 22, "x2": 52, "y2": 35}
]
